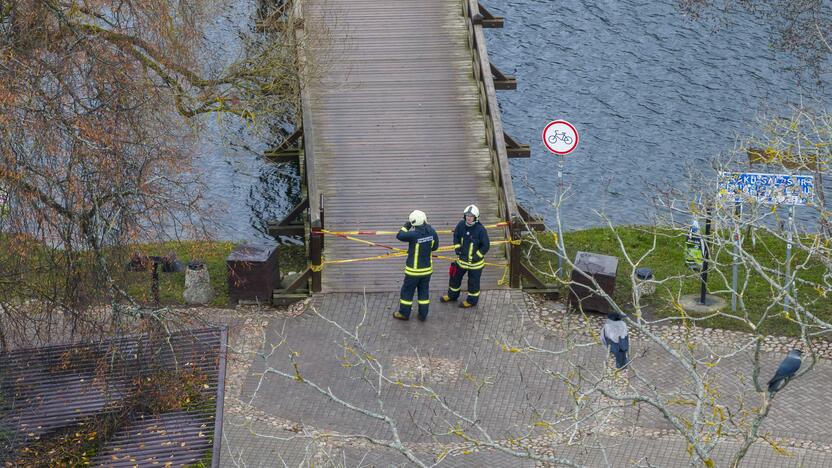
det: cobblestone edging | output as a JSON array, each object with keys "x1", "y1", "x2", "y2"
[
  {"x1": 523, "y1": 294, "x2": 832, "y2": 359},
  {"x1": 523, "y1": 292, "x2": 832, "y2": 456}
]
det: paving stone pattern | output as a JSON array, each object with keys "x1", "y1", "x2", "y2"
[{"x1": 221, "y1": 292, "x2": 832, "y2": 467}]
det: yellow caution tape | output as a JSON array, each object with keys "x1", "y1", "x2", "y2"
[
  {"x1": 316, "y1": 252, "x2": 507, "y2": 269},
  {"x1": 497, "y1": 264, "x2": 510, "y2": 286},
  {"x1": 315, "y1": 222, "x2": 509, "y2": 237},
  {"x1": 320, "y1": 251, "x2": 408, "y2": 265},
  {"x1": 306, "y1": 235, "x2": 520, "y2": 272}
]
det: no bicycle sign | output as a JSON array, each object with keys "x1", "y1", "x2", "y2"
[{"x1": 543, "y1": 120, "x2": 579, "y2": 155}]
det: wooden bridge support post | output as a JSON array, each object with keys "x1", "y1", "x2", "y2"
[
  {"x1": 310, "y1": 194, "x2": 324, "y2": 293},
  {"x1": 509, "y1": 219, "x2": 522, "y2": 288},
  {"x1": 310, "y1": 230, "x2": 322, "y2": 293}
]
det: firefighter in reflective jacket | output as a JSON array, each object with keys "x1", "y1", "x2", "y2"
[
  {"x1": 441, "y1": 205, "x2": 489, "y2": 308},
  {"x1": 394, "y1": 210, "x2": 439, "y2": 321}
]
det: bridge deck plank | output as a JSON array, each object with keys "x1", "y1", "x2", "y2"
[{"x1": 305, "y1": 0, "x2": 510, "y2": 292}]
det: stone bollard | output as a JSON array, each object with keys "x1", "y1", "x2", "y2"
[
  {"x1": 635, "y1": 267, "x2": 655, "y2": 297},
  {"x1": 183, "y1": 261, "x2": 215, "y2": 305}
]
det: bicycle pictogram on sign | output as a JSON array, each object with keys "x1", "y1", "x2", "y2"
[{"x1": 542, "y1": 120, "x2": 579, "y2": 155}]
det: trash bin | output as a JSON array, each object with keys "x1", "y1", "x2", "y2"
[
  {"x1": 227, "y1": 243, "x2": 279, "y2": 304},
  {"x1": 568, "y1": 251, "x2": 618, "y2": 314},
  {"x1": 635, "y1": 267, "x2": 655, "y2": 297}
]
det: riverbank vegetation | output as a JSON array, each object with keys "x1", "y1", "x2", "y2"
[
  {"x1": 0, "y1": 0, "x2": 313, "y2": 348},
  {"x1": 523, "y1": 226, "x2": 832, "y2": 337},
  {"x1": 0, "y1": 236, "x2": 307, "y2": 309}
]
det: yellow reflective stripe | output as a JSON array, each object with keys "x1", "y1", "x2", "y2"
[
  {"x1": 468, "y1": 243, "x2": 474, "y2": 262},
  {"x1": 468, "y1": 291, "x2": 480, "y2": 297},
  {"x1": 449, "y1": 286, "x2": 461, "y2": 292},
  {"x1": 477, "y1": 250, "x2": 484, "y2": 258},
  {"x1": 453, "y1": 244, "x2": 461, "y2": 249},
  {"x1": 400, "y1": 227, "x2": 408, "y2": 232},
  {"x1": 414, "y1": 243, "x2": 420, "y2": 270},
  {"x1": 456, "y1": 259, "x2": 485, "y2": 269},
  {"x1": 400, "y1": 299, "x2": 412, "y2": 305},
  {"x1": 404, "y1": 269, "x2": 432, "y2": 277},
  {"x1": 405, "y1": 265, "x2": 433, "y2": 276},
  {"x1": 418, "y1": 299, "x2": 430, "y2": 304}
]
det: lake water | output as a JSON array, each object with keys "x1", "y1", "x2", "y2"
[
  {"x1": 485, "y1": 0, "x2": 829, "y2": 230},
  {"x1": 190, "y1": 0, "x2": 301, "y2": 242},
  {"x1": 198, "y1": 0, "x2": 829, "y2": 240}
]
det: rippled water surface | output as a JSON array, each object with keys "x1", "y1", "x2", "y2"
[
  {"x1": 191, "y1": 0, "x2": 300, "y2": 242},
  {"x1": 199, "y1": 0, "x2": 829, "y2": 240},
  {"x1": 485, "y1": 0, "x2": 829, "y2": 229}
]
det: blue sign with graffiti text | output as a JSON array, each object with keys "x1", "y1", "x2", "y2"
[{"x1": 719, "y1": 172, "x2": 814, "y2": 206}]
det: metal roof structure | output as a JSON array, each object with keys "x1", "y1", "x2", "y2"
[{"x1": 0, "y1": 327, "x2": 227, "y2": 467}]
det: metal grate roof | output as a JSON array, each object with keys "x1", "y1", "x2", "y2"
[{"x1": 0, "y1": 327, "x2": 226, "y2": 467}]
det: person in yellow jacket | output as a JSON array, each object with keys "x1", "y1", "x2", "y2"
[
  {"x1": 394, "y1": 210, "x2": 439, "y2": 321},
  {"x1": 440, "y1": 205, "x2": 489, "y2": 308}
]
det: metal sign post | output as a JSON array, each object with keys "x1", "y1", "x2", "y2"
[
  {"x1": 784, "y1": 205, "x2": 794, "y2": 311},
  {"x1": 543, "y1": 120, "x2": 579, "y2": 280},
  {"x1": 731, "y1": 201, "x2": 741, "y2": 313},
  {"x1": 719, "y1": 172, "x2": 814, "y2": 313},
  {"x1": 556, "y1": 155, "x2": 565, "y2": 277}
]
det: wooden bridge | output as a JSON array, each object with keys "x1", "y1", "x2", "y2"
[{"x1": 270, "y1": 0, "x2": 544, "y2": 295}]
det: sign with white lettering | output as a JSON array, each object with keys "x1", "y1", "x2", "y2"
[{"x1": 719, "y1": 172, "x2": 814, "y2": 206}]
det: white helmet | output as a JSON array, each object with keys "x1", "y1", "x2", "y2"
[
  {"x1": 409, "y1": 209, "x2": 427, "y2": 226},
  {"x1": 463, "y1": 204, "x2": 479, "y2": 219}
]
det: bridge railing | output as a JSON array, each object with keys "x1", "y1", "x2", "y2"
[
  {"x1": 293, "y1": 0, "x2": 324, "y2": 292},
  {"x1": 462, "y1": 0, "x2": 522, "y2": 287}
]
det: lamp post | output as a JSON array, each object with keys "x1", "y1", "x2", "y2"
[{"x1": 699, "y1": 207, "x2": 712, "y2": 305}]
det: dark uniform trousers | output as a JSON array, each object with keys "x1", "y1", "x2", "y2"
[
  {"x1": 447, "y1": 266, "x2": 482, "y2": 305},
  {"x1": 447, "y1": 219, "x2": 489, "y2": 306},
  {"x1": 400, "y1": 274, "x2": 431, "y2": 319},
  {"x1": 397, "y1": 223, "x2": 438, "y2": 319}
]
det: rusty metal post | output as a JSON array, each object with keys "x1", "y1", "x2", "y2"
[{"x1": 151, "y1": 260, "x2": 160, "y2": 306}]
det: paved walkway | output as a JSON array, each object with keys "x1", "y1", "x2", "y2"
[{"x1": 219, "y1": 292, "x2": 832, "y2": 467}]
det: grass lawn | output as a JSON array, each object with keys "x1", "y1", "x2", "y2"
[
  {"x1": 522, "y1": 226, "x2": 832, "y2": 337},
  {"x1": 122, "y1": 242, "x2": 307, "y2": 307},
  {"x1": 6, "y1": 228, "x2": 829, "y2": 335},
  {"x1": 1, "y1": 233, "x2": 308, "y2": 308}
]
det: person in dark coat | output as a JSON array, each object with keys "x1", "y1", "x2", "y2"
[
  {"x1": 394, "y1": 210, "x2": 439, "y2": 321},
  {"x1": 600, "y1": 312, "x2": 630, "y2": 369},
  {"x1": 440, "y1": 204, "x2": 489, "y2": 308}
]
